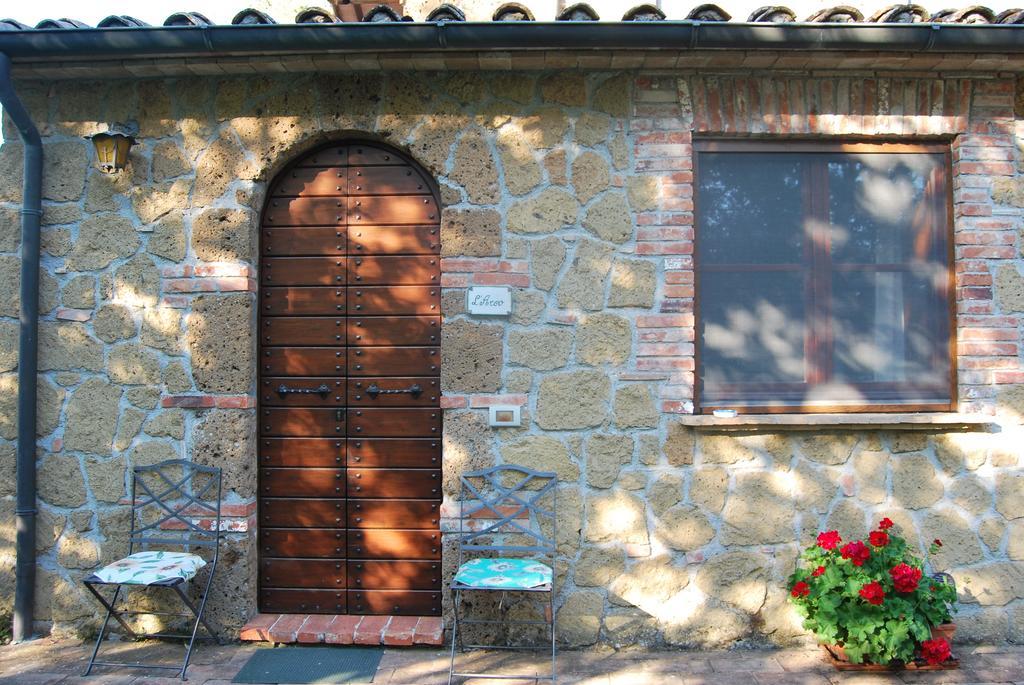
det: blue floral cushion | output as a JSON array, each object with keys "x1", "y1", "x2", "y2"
[
  {"x1": 92, "y1": 551, "x2": 207, "y2": 585},
  {"x1": 453, "y1": 558, "x2": 552, "y2": 589}
]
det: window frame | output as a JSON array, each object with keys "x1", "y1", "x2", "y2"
[{"x1": 692, "y1": 138, "x2": 958, "y2": 415}]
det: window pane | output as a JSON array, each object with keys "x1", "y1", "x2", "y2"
[
  {"x1": 831, "y1": 269, "x2": 951, "y2": 389},
  {"x1": 700, "y1": 270, "x2": 807, "y2": 390},
  {"x1": 828, "y1": 154, "x2": 943, "y2": 264},
  {"x1": 698, "y1": 154, "x2": 807, "y2": 264}
]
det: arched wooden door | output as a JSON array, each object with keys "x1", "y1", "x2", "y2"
[{"x1": 258, "y1": 142, "x2": 442, "y2": 617}]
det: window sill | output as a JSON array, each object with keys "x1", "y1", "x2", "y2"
[{"x1": 677, "y1": 413, "x2": 997, "y2": 431}]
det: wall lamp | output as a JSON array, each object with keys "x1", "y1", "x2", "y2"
[{"x1": 86, "y1": 129, "x2": 136, "y2": 174}]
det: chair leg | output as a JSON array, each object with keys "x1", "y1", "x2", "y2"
[
  {"x1": 171, "y1": 566, "x2": 219, "y2": 680},
  {"x1": 83, "y1": 583, "x2": 131, "y2": 676},
  {"x1": 447, "y1": 587, "x2": 461, "y2": 685},
  {"x1": 84, "y1": 582, "x2": 140, "y2": 639},
  {"x1": 548, "y1": 590, "x2": 557, "y2": 684}
]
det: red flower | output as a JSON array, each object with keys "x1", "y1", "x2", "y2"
[
  {"x1": 890, "y1": 563, "x2": 923, "y2": 593},
  {"x1": 869, "y1": 531, "x2": 890, "y2": 547},
  {"x1": 811, "y1": 566, "x2": 826, "y2": 577},
  {"x1": 859, "y1": 581, "x2": 885, "y2": 605},
  {"x1": 817, "y1": 531, "x2": 842, "y2": 551},
  {"x1": 933, "y1": 539, "x2": 943, "y2": 547},
  {"x1": 791, "y1": 581, "x2": 810, "y2": 598},
  {"x1": 878, "y1": 517, "x2": 894, "y2": 530},
  {"x1": 921, "y1": 638, "x2": 951, "y2": 665},
  {"x1": 840, "y1": 541, "x2": 871, "y2": 566}
]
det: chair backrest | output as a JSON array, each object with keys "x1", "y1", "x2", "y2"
[
  {"x1": 128, "y1": 459, "x2": 222, "y2": 557},
  {"x1": 457, "y1": 465, "x2": 557, "y2": 569}
]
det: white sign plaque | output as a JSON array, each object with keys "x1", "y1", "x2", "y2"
[{"x1": 466, "y1": 286, "x2": 512, "y2": 316}]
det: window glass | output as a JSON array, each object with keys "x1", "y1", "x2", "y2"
[
  {"x1": 695, "y1": 144, "x2": 952, "y2": 412},
  {"x1": 828, "y1": 155, "x2": 938, "y2": 264},
  {"x1": 830, "y1": 270, "x2": 950, "y2": 388},
  {"x1": 700, "y1": 270, "x2": 807, "y2": 386},
  {"x1": 698, "y1": 155, "x2": 806, "y2": 264}
]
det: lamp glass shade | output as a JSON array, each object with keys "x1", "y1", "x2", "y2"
[{"x1": 91, "y1": 132, "x2": 135, "y2": 173}]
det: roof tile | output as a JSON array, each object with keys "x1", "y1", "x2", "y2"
[
  {"x1": 231, "y1": 9, "x2": 276, "y2": 24},
  {"x1": 556, "y1": 3, "x2": 600, "y2": 21},
  {"x1": 493, "y1": 3, "x2": 534, "y2": 20},
  {"x1": 162, "y1": 12, "x2": 212, "y2": 27},
  {"x1": 7, "y1": 3, "x2": 1024, "y2": 29},
  {"x1": 96, "y1": 15, "x2": 149, "y2": 27}
]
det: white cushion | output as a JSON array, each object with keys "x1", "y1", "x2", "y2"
[{"x1": 92, "y1": 551, "x2": 206, "y2": 586}]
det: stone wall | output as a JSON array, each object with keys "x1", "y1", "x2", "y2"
[{"x1": 0, "y1": 69, "x2": 1022, "y2": 645}]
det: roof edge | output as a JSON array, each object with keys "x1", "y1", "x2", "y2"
[{"x1": 2, "y1": 21, "x2": 1024, "y2": 63}]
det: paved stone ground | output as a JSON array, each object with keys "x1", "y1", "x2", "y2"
[{"x1": 0, "y1": 637, "x2": 1022, "y2": 685}]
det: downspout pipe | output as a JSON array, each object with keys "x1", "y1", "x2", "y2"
[{"x1": 0, "y1": 51, "x2": 42, "y2": 644}]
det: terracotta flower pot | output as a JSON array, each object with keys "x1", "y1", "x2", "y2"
[
  {"x1": 820, "y1": 645, "x2": 895, "y2": 671},
  {"x1": 930, "y1": 623, "x2": 956, "y2": 645},
  {"x1": 823, "y1": 643, "x2": 849, "y2": 663}
]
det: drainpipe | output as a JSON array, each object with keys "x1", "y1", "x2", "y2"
[{"x1": 0, "y1": 51, "x2": 42, "y2": 643}]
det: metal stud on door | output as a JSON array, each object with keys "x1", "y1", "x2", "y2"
[{"x1": 258, "y1": 142, "x2": 442, "y2": 616}]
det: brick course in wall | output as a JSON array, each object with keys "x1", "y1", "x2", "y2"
[{"x1": 0, "y1": 68, "x2": 1022, "y2": 647}]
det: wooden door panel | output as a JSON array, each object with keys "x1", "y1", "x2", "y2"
[
  {"x1": 261, "y1": 468, "x2": 346, "y2": 497},
  {"x1": 348, "y1": 469, "x2": 441, "y2": 499},
  {"x1": 262, "y1": 318, "x2": 345, "y2": 347},
  {"x1": 261, "y1": 378, "x2": 345, "y2": 407},
  {"x1": 349, "y1": 286, "x2": 439, "y2": 315},
  {"x1": 261, "y1": 408, "x2": 344, "y2": 437},
  {"x1": 348, "y1": 226, "x2": 439, "y2": 255},
  {"x1": 348, "y1": 530, "x2": 442, "y2": 560},
  {"x1": 349, "y1": 590, "x2": 441, "y2": 616},
  {"x1": 348, "y1": 167, "x2": 431, "y2": 195},
  {"x1": 260, "y1": 438, "x2": 344, "y2": 468},
  {"x1": 264, "y1": 197, "x2": 345, "y2": 226},
  {"x1": 348, "y1": 500, "x2": 440, "y2": 529},
  {"x1": 348, "y1": 317, "x2": 439, "y2": 346},
  {"x1": 261, "y1": 498, "x2": 344, "y2": 527},
  {"x1": 261, "y1": 589, "x2": 346, "y2": 614},
  {"x1": 348, "y1": 561, "x2": 441, "y2": 590},
  {"x1": 348, "y1": 348, "x2": 439, "y2": 376},
  {"x1": 261, "y1": 529, "x2": 346, "y2": 558},
  {"x1": 347, "y1": 146, "x2": 405, "y2": 166},
  {"x1": 261, "y1": 257, "x2": 346, "y2": 286},
  {"x1": 262, "y1": 348, "x2": 346, "y2": 376},
  {"x1": 260, "y1": 142, "x2": 442, "y2": 617},
  {"x1": 347, "y1": 439, "x2": 441, "y2": 468},
  {"x1": 349, "y1": 256, "x2": 439, "y2": 285},
  {"x1": 263, "y1": 287, "x2": 345, "y2": 315},
  {"x1": 348, "y1": 409, "x2": 441, "y2": 437},
  {"x1": 272, "y1": 167, "x2": 347, "y2": 197},
  {"x1": 293, "y1": 146, "x2": 347, "y2": 168},
  {"x1": 261, "y1": 559, "x2": 345, "y2": 588},
  {"x1": 348, "y1": 196, "x2": 438, "y2": 226},
  {"x1": 348, "y1": 378, "x2": 440, "y2": 407},
  {"x1": 263, "y1": 228, "x2": 345, "y2": 256}
]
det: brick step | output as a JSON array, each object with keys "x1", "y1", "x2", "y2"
[{"x1": 240, "y1": 613, "x2": 444, "y2": 647}]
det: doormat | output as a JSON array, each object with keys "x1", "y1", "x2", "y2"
[{"x1": 232, "y1": 646, "x2": 384, "y2": 684}]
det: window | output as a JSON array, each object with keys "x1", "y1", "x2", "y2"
[{"x1": 694, "y1": 141, "x2": 954, "y2": 413}]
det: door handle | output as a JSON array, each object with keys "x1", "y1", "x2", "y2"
[
  {"x1": 365, "y1": 383, "x2": 422, "y2": 399},
  {"x1": 277, "y1": 384, "x2": 330, "y2": 396}
]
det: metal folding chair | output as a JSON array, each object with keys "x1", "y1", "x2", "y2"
[
  {"x1": 82, "y1": 458, "x2": 222, "y2": 681},
  {"x1": 448, "y1": 465, "x2": 557, "y2": 684}
]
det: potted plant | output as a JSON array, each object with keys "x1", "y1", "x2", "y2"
[{"x1": 787, "y1": 518, "x2": 958, "y2": 669}]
